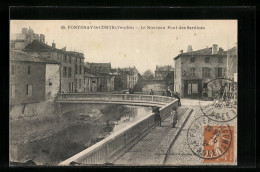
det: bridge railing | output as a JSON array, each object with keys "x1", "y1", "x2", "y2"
[
  {"x1": 59, "y1": 97, "x2": 178, "y2": 166},
  {"x1": 56, "y1": 93, "x2": 174, "y2": 104}
]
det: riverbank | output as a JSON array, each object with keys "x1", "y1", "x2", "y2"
[{"x1": 10, "y1": 104, "x2": 152, "y2": 165}]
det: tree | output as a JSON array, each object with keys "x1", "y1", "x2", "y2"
[{"x1": 142, "y1": 70, "x2": 154, "y2": 81}]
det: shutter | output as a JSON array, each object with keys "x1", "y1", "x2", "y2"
[
  {"x1": 223, "y1": 68, "x2": 227, "y2": 77},
  {"x1": 214, "y1": 67, "x2": 218, "y2": 78}
]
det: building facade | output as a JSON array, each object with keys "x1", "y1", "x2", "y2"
[
  {"x1": 116, "y1": 67, "x2": 139, "y2": 89},
  {"x1": 173, "y1": 44, "x2": 234, "y2": 98},
  {"x1": 10, "y1": 50, "x2": 60, "y2": 105},
  {"x1": 22, "y1": 40, "x2": 85, "y2": 93}
]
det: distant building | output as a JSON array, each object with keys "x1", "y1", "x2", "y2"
[
  {"x1": 21, "y1": 40, "x2": 85, "y2": 93},
  {"x1": 173, "y1": 44, "x2": 237, "y2": 98},
  {"x1": 154, "y1": 65, "x2": 174, "y2": 80},
  {"x1": 10, "y1": 27, "x2": 45, "y2": 50},
  {"x1": 84, "y1": 66, "x2": 114, "y2": 92},
  {"x1": 116, "y1": 67, "x2": 139, "y2": 89},
  {"x1": 10, "y1": 50, "x2": 60, "y2": 105}
]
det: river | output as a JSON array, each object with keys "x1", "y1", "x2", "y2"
[{"x1": 10, "y1": 104, "x2": 152, "y2": 165}]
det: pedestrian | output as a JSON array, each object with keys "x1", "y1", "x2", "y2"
[
  {"x1": 153, "y1": 106, "x2": 161, "y2": 127},
  {"x1": 172, "y1": 106, "x2": 178, "y2": 128},
  {"x1": 150, "y1": 89, "x2": 154, "y2": 95},
  {"x1": 166, "y1": 89, "x2": 171, "y2": 97},
  {"x1": 162, "y1": 91, "x2": 165, "y2": 96},
  {"x1": 173, "y1": 92, "x2": 181, "y2": 106}
]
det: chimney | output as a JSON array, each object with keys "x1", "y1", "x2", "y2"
[
  {"x1": 22, "y1": 28, "x2": 28, "y2": 34},
  {"x1": 179, "y1": 50, "x2": 183, "y2": 54},
  {"x1": 219, "y1": 47, "x2": 223, "y2": 52},
  {"x1": 52, "y1": 41, "x2": 56, "y2": 48},
  {"x1": 212, "y1": 44, "x2": 218, "y2": 54},
  {"x1": 187, "y1": 45, "x2": 193, "y2": 52},
  {"x1": 40, "y1": 34, "x2": 45, "y2": 43}
]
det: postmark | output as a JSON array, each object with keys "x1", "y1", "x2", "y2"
[
  {"x1": 187, "y1": 116, "x2": 234, "y2": 161},
  {"x1": 199, "y1": 78, "x2": 237, "y2": 122}
]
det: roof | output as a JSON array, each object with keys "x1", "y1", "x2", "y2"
[
  {"x1": 173, "y1": 47, "x2": 227, "y2": 60},
  {"x1": 10, "y1": 50, "x2": 60, "y2": 64},
  {"x1": 24, "y1": 40, "x2": 84, "y2": 59},
  {"x1": 84, "y1": 67, "x2": 113, "y2": 77}
]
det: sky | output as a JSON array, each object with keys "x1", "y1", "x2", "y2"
[{"x1": 10, "y1": 20, "x2": 237, "y2": 74}]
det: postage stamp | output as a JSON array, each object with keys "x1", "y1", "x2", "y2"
[{"x1": 187, "y1": 116, "x2": 235, "y2": 164}]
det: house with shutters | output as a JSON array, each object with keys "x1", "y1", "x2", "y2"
[{"x1": 173, "y1": 44, "x2": 236, "y2": 98}]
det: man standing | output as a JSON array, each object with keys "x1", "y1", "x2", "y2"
[
  {"x1": 172, "y1": 106, "x2": 178, "y2": 128},
  {"x1": 173, "y1": 92, "x2": 181, "y2": 106}
]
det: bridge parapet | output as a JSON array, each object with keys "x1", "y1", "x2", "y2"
[
  {"x1": 56, "y1": 93, "x2": 174, "y2": 105},
  {"x1": 58, "y1": 94, "x2": 178, "y2": 166}
]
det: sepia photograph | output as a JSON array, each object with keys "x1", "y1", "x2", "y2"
[{"x1": 9, "y1": 20, "x2": 237, "y2": 166}]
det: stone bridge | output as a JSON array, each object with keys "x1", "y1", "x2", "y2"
[{"x1": 56, "y1": 93, "x2": 181, "y2": 166}]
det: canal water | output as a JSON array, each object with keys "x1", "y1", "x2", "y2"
[{"x1": 10, "y1": 104, "x2": 152, "y2": 165}]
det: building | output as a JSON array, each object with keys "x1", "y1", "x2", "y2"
[
  {"x1": 10, "y1": 27, "x2": 45, "y2": 50},
  {"x1": 116, "y1": 67, "x2": 139, "y2": 89},
  {"x1": 84, "y1": 66, "x2": 115, "y2": 92},
  {"x1": 173, "y1": 44, "x2": 236, "y2": 98},
  {"x1": 154, "y1": 65, "x2": 174, "y2": 80},
  {"x1": 11, "y1": 28, "x2": 85, "y2": 93},
  {"x1": 10, "y1": 50, "x2": 60, "y2": 105},
  {"x1": 21, "y1": 40, "x2": 85, "y2": 93}
]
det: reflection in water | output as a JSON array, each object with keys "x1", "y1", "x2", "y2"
[{"x1": 10, "y1": 105, "x2": 152, "y2": 165}]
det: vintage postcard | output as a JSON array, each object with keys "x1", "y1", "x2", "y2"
[{"x1": 9, "y1": 20, "x2": 237, "y2": 166}]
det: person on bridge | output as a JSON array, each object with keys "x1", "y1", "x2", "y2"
[
  {"x1": 162, "y1": 91, "x2": 165, "y2": 96},
  {"x1": 149, "y1": 89, "x2": 154, "y2": 95},
  {"x1": 166, "y1": 89, "x2": 171, "y2": 97}
]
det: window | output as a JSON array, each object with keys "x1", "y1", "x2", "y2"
[
  {"x1": 63, "y1": 67, "x2": 67, "y2": 77},
  {"x1": 11, "y1": 85, "x2": 15, "y2": 98},
  {"x1": 202, "y1": 67, "x2": 210, "y2": 77},
  {"x1": 218, "y1": 67, "x2": 223, "y2": 77},
  {"x1": 190, "y1": 67, "x2": 196, "y2": 77},
  {"x1": 68, "y1": 67, "x2": 71, "y2": 77},
  {"x1": 205, "y1": 57, "x2": 210, "y2": 63},
  {"x1": 190, "y1": 57, "x2": 195, "y2": 63},
  {"x1": 75, "y1": 58, "x2": 77, "y2": 62},
  {"x1": 11, "y1": 65, "x2": 15, "y2": 75},
  {"x1": 79, "y1": 65, "x2": 82, "y2": 74},
  {"x1": 218, "y1": 57, "x2": 223, "y2": 63},
  {"x1": 79, "y1": 79, "x2": 82, "y2": 88},
  {"x1": 75, "y1": 65, "x2": 78, "y2": 74},
  {"x1": 69, "y1": 56, "x2": 72, "y2": 63},
  {"x1": 26, "y1": 84, "x2": 32, "y2": 97},
  {"x1": 65, "y1": 55, "x2": 67, "y2": 62},
  {"x1": 28, "y1": 66, "x2": 31, "y2": 75}
]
